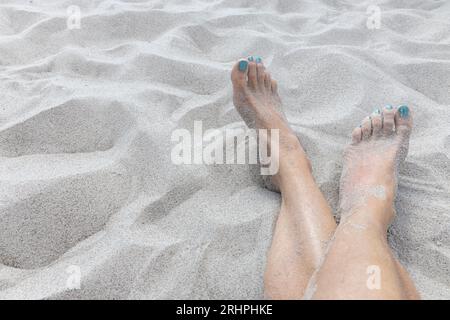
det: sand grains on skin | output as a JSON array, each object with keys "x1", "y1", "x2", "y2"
[{"x1": 0, "y1": 0, "x2": 449, "y2": 299}]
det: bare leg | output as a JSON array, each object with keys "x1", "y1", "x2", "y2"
[
  {"x1": 311, "y1": 105, "x2": 420, "y2": 299},
  {"x1": 264, "y1": 168, "x2": 337, "y2": 299},
  {"x1": 231, "y1": 58, "x2": 336, "y2": 299}
]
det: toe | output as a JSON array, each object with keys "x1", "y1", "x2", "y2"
[
  {"x1": 256, "y1": 59, "x2": 265, "y2": 89},
  {"x1": 231, "y1": 59, "x2": 248, "y2": 88},
  {"x1": 371, "y1": 109, "x2": 382, "y2": 136},
  {"x1": 361, "y1": 116, "x2": 372, "y2": 139},
  {"x1": 247, "y1": 60, "x2": 258, "y2": 89},
  {"x1": 264, "y1": 73, "x2": 271, "y2": 90},
  {"x1": 394, "y1": 105, "x2": 413, "y2": 138},
  {"x1": 271, "y1": 79, "x2": 278, "y2": 94},
  {"x1": 382, "y1": 105, "x2": 395, "y2": 135},
  {"x1": 352, "y1": 127, "x2": 362, "y2": 144}
]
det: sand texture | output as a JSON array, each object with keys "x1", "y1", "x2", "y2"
[{"x1": 0, "y1": 0, "x2": 449, "y2": 299}]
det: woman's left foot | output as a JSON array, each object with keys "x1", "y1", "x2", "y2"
[{"x1": 339, "y1": 105, "x2": 413, "y2": 228}]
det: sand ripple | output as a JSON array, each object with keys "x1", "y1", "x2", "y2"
[{"x1": 0, "y1": 0, "x2": 449, "y2": 299}]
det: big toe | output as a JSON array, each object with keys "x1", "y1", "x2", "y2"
[
  {"x1": 231, "y1": 59, "x2": 248, "y2": 88},
  {"x1": 395, "y1": 105, "x2": 413, "y2": 138}
]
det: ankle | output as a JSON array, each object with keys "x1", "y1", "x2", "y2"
[
  {"x1": 265, "y1": 131, "x2": 312, "y2": 191},
  {"x1": 273, "y1": 156, "x2": 314, "y2": 192},
  {"x1": 340, "y1": 204, "x2": 394, "y2": 232}
]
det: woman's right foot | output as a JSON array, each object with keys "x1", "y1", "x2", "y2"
[
  {"x1": 233, "y1": 59, "x2": 339, "y2": 299},
  {"x1": 339, "y1": 105, "x2": 413, "y2": 228},
  {"x1": 230, "y1": 57, "x2": 311, "y2": 191}
]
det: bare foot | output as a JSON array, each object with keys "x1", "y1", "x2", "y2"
[
  {"x1": 339, "y1": 105, "x2": 413, "y2": 228},
  {"x1": 230, "y1": 57, "x2": 310, "y2": 191}
]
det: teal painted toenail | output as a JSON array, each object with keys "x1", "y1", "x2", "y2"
[
  {"x1": 385, "y1": 104, "x2": 393, "y2": 110},
  {"x1": 248, "y1": 56, "x2": 254, "y2": 61},
  {"x1": 373, "y1": 109, "x2": 381, "y2": 114},
  {"x1": 255, "y1": 56, "x2": 262, "y2": 63},
  {"x1": 398, "y1": 105, "x2": 410, "y2": 118},
  {"x1": 238, "y1": 60, "x2": 248, "y2": 71}
]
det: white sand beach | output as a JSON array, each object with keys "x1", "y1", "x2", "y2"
[{"x1": 0, "y1": 0, "x2": 449, "y2": 299}]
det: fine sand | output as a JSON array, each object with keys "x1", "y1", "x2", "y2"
[{"x1": 0, "y1": 0, "x2": 449, "y2": 299}]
